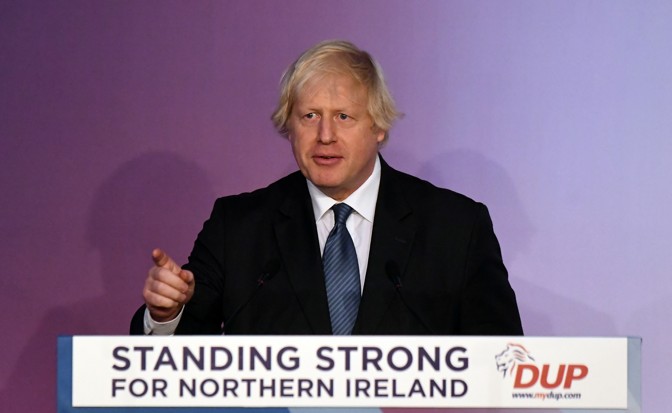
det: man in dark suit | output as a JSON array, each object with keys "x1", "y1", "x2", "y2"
[{"x1": 132, "y1": 40, "x2": 522, "y2": 336}]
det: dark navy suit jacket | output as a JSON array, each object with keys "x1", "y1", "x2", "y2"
[{"x1": 131, "y1": 157, "x2": 523, "y2": 335}]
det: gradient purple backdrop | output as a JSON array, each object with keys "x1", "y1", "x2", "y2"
[{"x1": 1, "y1": 1, "x2": 670, "y2": 411}]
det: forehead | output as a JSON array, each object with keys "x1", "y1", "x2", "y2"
[{"x1": 295, "y1": 72, "x2": 368, "y2": 107}]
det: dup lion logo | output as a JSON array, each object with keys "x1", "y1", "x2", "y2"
[{"x1": 495, "y1": 343, "x2": 535, "y2": 377}]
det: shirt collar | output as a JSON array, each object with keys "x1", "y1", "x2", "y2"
[{"x1": 307, "y1": 155, "x2": 381, "y2": 223}]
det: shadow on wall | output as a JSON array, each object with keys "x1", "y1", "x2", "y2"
[
  {"x1": 0, "y1": 151, "x2": 215, "y2": 412},
  {"x1": 417, "y1": 149, "x2": 534, "y2": 262},
  {"x1": 86, "y1": 151, "x2": 216, "y2": 309},
  {"x1": 416, "y1": 149, "x2": 616, "y2": 336}
]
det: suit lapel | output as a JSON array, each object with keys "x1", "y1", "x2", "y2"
[
  {"x1": 273, "y1": 174, "x2": 333, "y2": 334},
  {"x1": 354, "y1": 159, "x2": 416, "y2": 334}
]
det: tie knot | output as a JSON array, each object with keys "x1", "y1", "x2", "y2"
[{"x1": 332, "y1": 203, "x2": 353, "y2": 225}]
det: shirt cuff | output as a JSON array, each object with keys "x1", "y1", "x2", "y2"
[{"x1": 143, "y1": 306, "x2": 184, "y2": 335}]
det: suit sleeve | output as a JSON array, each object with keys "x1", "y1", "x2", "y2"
[{"x1": 460, "y1": 203, "x2": 523, "y2": 335}]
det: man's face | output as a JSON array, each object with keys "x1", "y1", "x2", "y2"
[{"x1": 287, "y1": 73, "x2": 385, "y2": 201}]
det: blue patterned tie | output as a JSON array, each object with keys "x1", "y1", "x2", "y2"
[{"x1": 323, "y1": 203, "x2": 361, "y2": 335}]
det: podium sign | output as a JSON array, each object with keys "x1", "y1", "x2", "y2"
[{"x1": 58, "y1": 336, "x2": 639, "y2": 412}]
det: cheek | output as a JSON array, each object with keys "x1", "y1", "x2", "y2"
[
  {"x1": 363, "y1": 132, "x2": 383, "y2": 151},
  {"x1": 287, "y1": 131, "x2": 299, "y2": 146},
  {"x1": 288, "y1": 135, "x2": 302, "y2": 152},
  {"x1": 291, "y1": 131, "x2": 313, "y2": 150},
  {"x1": 288, "y1": 135, "x2": 306, "y2": 162}
]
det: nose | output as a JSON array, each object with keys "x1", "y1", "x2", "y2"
[{"x1": 317, "y1": 118, "x2": 335, "y2": 143}]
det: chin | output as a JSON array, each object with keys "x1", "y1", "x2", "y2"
[
  {"x1": 313, "y1": 180, "x2": 343, "y2": 195},
  {"x1": 309, "y1": 173, "x2": 341, "y2": 187}
]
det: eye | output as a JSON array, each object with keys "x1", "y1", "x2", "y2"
[{"x1": 337, "y1": 113, "x2": 350, "y2": 121}]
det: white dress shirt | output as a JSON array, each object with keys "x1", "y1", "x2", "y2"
[{"x1": 145, "y1": 157, "x2": 382, "y2": 334}]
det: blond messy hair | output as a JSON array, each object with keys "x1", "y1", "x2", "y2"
[{"x1": 271, "y1": 40, "x2": 400, "y2": 142}]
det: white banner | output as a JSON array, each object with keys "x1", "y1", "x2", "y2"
[{"x1": 71, "y1": 336, "x2": 627, "y2": 409}]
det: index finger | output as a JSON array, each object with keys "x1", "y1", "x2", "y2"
[{"x1": 151, "y1": 248, "x2": 182, "y2": 275}]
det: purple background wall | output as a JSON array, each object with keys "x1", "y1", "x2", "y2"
[{"x1": 2, "y1": 0, "x2": 670, "y2": 411}]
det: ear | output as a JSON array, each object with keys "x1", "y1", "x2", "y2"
[{"x1": 375, "y1": 128, "x2": 386, "y2": 145}]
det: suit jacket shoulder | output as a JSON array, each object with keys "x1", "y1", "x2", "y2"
[{"x1": 355, "y1": 159, "x2": 523, "y2": 335}]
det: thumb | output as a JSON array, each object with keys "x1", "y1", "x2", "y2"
[
  {"x1": 179, "y1": 269, "x2": 195, "y2": 302},
  {"x1": 179, "y1": 269, "x2": 194, "y2": 286},
  {"x1": 151, "y1": 248, "x2": 182, "y2": 275}
]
